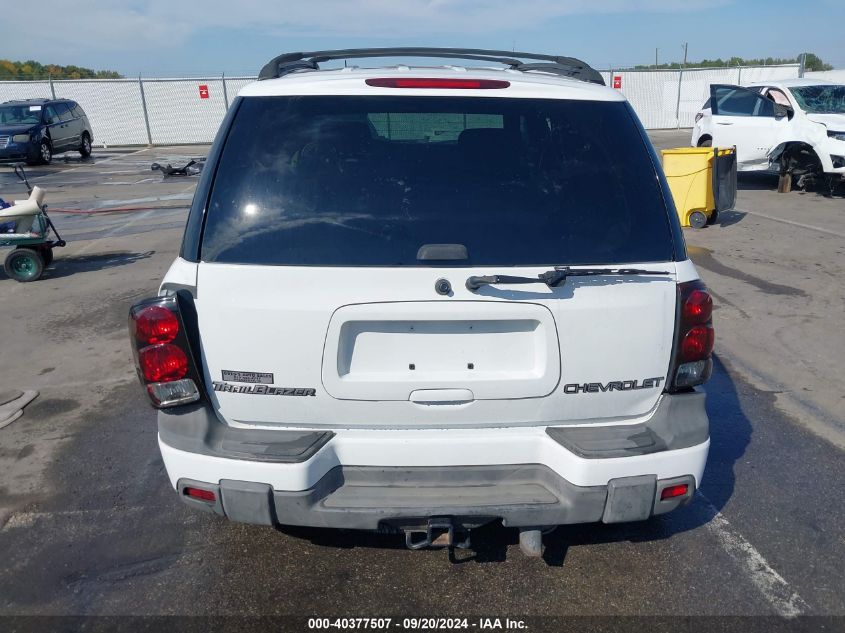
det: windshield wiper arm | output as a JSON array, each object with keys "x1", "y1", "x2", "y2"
[{"x1": 466, "y1": 267, "x2": 671, "y2": 291}]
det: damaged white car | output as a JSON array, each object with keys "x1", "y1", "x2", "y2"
[{"x1": 692, "y1": 79, "x2": 845, "y2": 187}]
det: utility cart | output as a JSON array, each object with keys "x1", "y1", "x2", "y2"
[{"x1": 1, "y1": 165, "x2": 65, "y2": 282}]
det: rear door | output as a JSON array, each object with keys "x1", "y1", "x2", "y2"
[
  {"x1": 56, "y1": 103, "x2": 79, "y2": 149},
  {"x1": 709, "y1": 84, "x2": 785, "y2": 168},
  {"x1": 192, "y1": 91, "x2": 681, "y2": 429},
  {"x1": 42, "y1": 104, "x2": 70, "y2": 150}
]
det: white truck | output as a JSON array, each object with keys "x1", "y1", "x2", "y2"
[{"x1": 129, "y1": 48, "x2": 714, "y2": 556}]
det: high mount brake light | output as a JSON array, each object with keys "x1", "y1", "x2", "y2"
[
  {"x1": 365, "y1": 78, "x2": 510, "y2": 89},
  {"x1": 668, "y1": 280, "x2": 715, "y2": 391},
  {"x1": 129, "y1": 295, "x2": 202, "y2": 408}
]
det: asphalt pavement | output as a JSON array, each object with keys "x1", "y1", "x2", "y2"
[{"x1": 0, "y1": 135, "x2": 843, "y2": 628}]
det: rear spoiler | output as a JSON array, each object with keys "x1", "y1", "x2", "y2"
[{"x1": 258, "y1": 47, "x2": 605, "y2": 86}]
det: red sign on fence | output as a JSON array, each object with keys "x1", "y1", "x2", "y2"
[
  {"x1": 198, "y1": 84, "x2": 210, "y2": 99},
  {"x1": 612, "y1": 76, "x2": 622, "y2": 89}
]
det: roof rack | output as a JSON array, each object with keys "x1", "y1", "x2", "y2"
[{"x1": 258, "y1": 47, "x2": 605, "y2": 85}]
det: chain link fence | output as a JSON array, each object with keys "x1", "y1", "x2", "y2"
[{"x1": 0, "y1": 65, "x2": 801, "y2": 146}]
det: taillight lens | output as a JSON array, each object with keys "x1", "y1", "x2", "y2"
[
  {"x1": 132, "y1": 305, "x2": 179, "y2": 344},
  {"x1": 129, "y1": 295, "x2": 202, "y2": 408},
  {"x1": 668, "y1": 280, "x2": 715, "y2": 391},
  {"x1": 139, "y1": 344, "x2": 188, "y2": 382},
  {"x1": 695, "y1": 112, "x2": 704, "y2": 123},
  {"x1": 681, "y1": 325, "x2": 715, "y2": 361},
  {"x1": 365, "y1": 78, "x2": 510, "y2": 89},
  {"x1": 682, "y1": 289, "x2": 712, "y2": 324}
]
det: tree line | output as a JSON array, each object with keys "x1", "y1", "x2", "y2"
[
  {"x1": 0, "y1": 59, "x2": 122, "y2": 80},
  {"x1": 633, "y1": 52, "x2": 833, "y2": 71}
]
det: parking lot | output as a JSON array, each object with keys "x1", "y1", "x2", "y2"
[{"x1": 1, "y1": 131, "x2": 844, "y2": 622}]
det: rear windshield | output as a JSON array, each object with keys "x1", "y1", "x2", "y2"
[{"x1": 202, "y1": 96, "x2": 674, "y2": 266}]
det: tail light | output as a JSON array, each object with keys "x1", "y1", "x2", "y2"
[
  {"x1": 695, "y1": 112, "x2": 704, "y2": 123},
  {"x1": 129, "y1": 295, "x2": 202, "y2": 408},
  {"x1": 667, "y1": 280, "x2": 714, "y2": 391},
  {"x1": 365, "y1": 78, "x2": 510, "y2": 89}
]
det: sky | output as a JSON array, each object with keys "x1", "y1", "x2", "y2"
[{"x1": 2, "y1": 0, "x2": 844, "y2": 77}]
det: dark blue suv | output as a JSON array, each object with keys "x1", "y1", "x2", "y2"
[{"x1": 0, "y1": 98, "x2": 94, "y2": 165}]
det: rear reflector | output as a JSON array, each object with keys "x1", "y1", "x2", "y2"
[
  {"x1": 661, "y1": 484, "x2": 689, "y2": 500},
  {"x1": 184, "y1": 487, "x2": 216, "y2": 502},
  {"x1": 365, "y1": 78, "x2": 510, "y2": 89}
]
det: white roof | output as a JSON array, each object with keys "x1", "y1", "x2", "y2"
[
  {"x1": 748, "y1": 78, "x2": 838, "y2": 88},
  {"x1": 238, "y1": 65, "x2": 623, "y2": 102}
]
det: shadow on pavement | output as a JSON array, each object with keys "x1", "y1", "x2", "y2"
[
  {"x1": 738, "y1": 172, "x2": 845, "y2": 197},
  {"x1": 276, "y1": 355, "x2": 752, "y2": 567},
  {"x1": 41, "y1": 250, "x2": 154, "y2": 279},
  {"x1": 715, "y1": 209, "x2": 747, "y2": 227}
]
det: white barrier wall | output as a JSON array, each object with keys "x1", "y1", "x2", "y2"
[
  {"x1": 805, "y1": 70, "x2": 845, "y2": 83},
  {"x1": 0, "y1": 66, "x2": 802, "y2": 145},
  {"x1": 607, "y1": 65, "x2": 801, "y2": 129}
]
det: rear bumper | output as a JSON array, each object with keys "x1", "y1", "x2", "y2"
[{"x1": 159, "y1": 390, "x2": 709, "y2": 529}]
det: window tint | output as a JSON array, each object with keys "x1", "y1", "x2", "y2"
[
  {"x1": 202, "y1": 96, "x2": 674, "y2": 267},
  {"x1": 43, "y1": 105, "x2": 61, "y2": 124},
  {"x1": 714, "y1": 86, "x2": 774, "y2": 117},
  {"x1": 56, "y1": 103, "x2": 74, "y2": 122}
]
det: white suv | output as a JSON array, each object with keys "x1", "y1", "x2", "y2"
[
  {"x1": 129, "y1": 48, "x2": 714, "y2": 556},
  {"x1": 692, "y1": 78, "x2": 845, "y2": 183}
]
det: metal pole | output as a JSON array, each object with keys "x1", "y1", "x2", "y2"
[
  {"x1": 675, "y1": 69, "x2": 684, "y2": 128},
  {"x1": 138, "y1": 74, "x2": 153, "y2": 146},
  {"x1": 222, "y1": 72, "x2": 230, "y2": 110},
  {"x1": 675, "y1": 43, "x2": 688, "y2": 128},
  {"x1": 737, "y1": 66, "x2": 742, "y2": 85},
  {"x1": 48, "y1": 74, "x2": 56, "y2": 99},
  {"x1": 798, "y1": 53, "x2": 806, "y2": 78}
]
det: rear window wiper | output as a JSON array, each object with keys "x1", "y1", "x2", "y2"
[{"x1": 466, "y1": 267, "x2": 671, "y2": 291}]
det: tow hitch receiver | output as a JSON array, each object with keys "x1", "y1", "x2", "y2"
[{"x1": 404, "y1": 518, "x2": 471, "y2": 550}]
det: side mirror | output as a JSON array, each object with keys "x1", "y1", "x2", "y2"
[{"x1": 774, "y1": 104, "x2": 794, "y2": 119}]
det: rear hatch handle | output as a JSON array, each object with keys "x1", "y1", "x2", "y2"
[{"x1": 466, "y1": 267, "x2": 672, "y2": 291}]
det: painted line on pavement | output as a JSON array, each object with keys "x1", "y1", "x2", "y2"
[
  {"x1": 742, "y1": 209, "x2": 845, "y2": 239},
  {"x1": 697, "y1": 492, "x2": 809, "y2": 617}
]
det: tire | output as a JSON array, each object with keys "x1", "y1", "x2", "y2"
[
  {"x1": 698, "y1": 137, "x2": 713, "y2": 147},
  {"x1": 20, "y1": 244, "x2": 53, "y2": 267},
  {"x1": 689, "y1": 211, "x2": 708, "y2": 229},
  {"x1": 79, "y1": 132, "x2": 92, "y2": 157},
  {"x1": 39, "y1": 140, "x2": 52, "y2": 165},
  {"x1": 4, "y1": 248, "x2": 44, "y2": 282}
]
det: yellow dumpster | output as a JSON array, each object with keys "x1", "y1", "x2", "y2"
[{"x1": 661, "y1": 147, "x2": 737, "y2": 229}]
